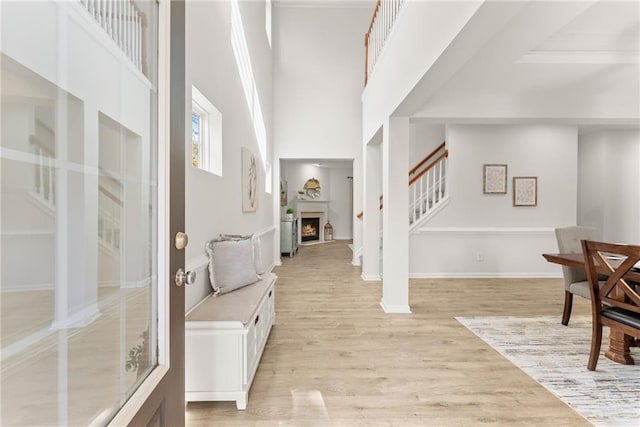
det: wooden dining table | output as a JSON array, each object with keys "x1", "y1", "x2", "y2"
[{"x1": 543, "y1": 252, "x2": 640, "y2": 365}]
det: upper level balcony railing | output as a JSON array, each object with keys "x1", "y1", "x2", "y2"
[
  {"x1": 79, "y1": 0, "x2": 147, "y2": 76},
  {"x1": 364, "y1": 0, "x2": 404, "y2": 86}
]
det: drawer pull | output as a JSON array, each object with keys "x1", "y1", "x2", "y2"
[
  {"x1": 255, "y1": 315, "x2": 260, "y2": 325},
  {"x1": 268, "y1": 290, "x2": 272, "y2": 298}
]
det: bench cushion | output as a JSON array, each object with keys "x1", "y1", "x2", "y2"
[{"x1": 186, "y1": 272, "x2": 275, "y2": 325}]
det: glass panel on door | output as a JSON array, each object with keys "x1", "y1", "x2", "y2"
[{"x1": 1, "y1": 1, "x2": 159, "y2": 425}]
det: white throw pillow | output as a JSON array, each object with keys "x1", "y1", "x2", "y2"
[
  {"x1": 205, "y1": 237, "x2": 260, "y2": 295},
  {"x1": 219, "y1": 233, "x2": 266, "y2": 275}
]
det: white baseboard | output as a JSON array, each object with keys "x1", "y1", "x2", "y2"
[
  {"x1": 361, "y1": 273, "x2": 381, "y2": 281},
  {"x1": 3, "y1": 283, "x2": 55, "y2": 292},
  {"x1": 409, "y1": 273, "x2": 563, "y2": 279},
  {"x1": 380, "y1": 299, "x2": 412, "y2": 314},
  {"x1": 351, "y1": 245, "x2": 362, "y2": 266},
  {"x1": 50, "y1": 303, "x2": 101, "y2": 330}
]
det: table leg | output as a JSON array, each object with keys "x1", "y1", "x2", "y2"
[{"x1": 605, "y1": 329, "x2": 635, "y2": 365}]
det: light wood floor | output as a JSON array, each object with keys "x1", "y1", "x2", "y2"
[{"x1": 186, "y1": 240, "x2": 592, "y2": 426}]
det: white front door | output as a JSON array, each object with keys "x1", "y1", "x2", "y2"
[{"x1": 0, "y1": 1, "x2": 185, "y2": 425}]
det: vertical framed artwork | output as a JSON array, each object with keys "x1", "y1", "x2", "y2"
[
  {"x1": 242, "y1": 147, "x2": 258, "y2": 212},
  {"x1": 280, "y1": 179, "x2": 288, "y2": 207},
  {"x1": 513, "y1": 176, "x2": 537, "y2": 207},
  {"x1": 483, "y1": 164, "x2": 507, "y2": 194}
]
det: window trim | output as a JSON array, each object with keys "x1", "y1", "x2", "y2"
[{"x1": 191, "y1": 86, "x2": 222, "y2": 176}]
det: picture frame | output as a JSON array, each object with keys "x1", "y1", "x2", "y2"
[
  {"x1": 280, "y1": 179, "x2": 288, "y2": 207},
  {"x1": 513, "y1": 176, "x2": 537, "y2": 207},
  {"x1": 241, "y1": 147, "x2": 258, "y2": 212},
  {"x1": 483, "y1": 164, "x2": 507, "y2": 194}
]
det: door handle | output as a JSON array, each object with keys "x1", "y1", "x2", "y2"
[{"x1": 175, "y1": 268, "x2": 196, "y2": 287}]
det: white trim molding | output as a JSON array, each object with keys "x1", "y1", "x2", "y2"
[
  {"x1": 409, "y1": 272, "x2": 562, "y2": 279},
  {"x1": 361, "y1": 273, "x2": 381, "y2": 281},
  {"x1": 255, "y1": 224, "x2": 277, "y2": 238},
  {"x1": 414, "y1": 226, "x2": 555, "y2": 236},
  {"x1": 379, "y1": 300, "x2": 411, "y2": 314},
  {"x1": 50, "y1": 303, "x2": 101, "y2": 330}
]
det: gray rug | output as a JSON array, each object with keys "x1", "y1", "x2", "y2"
[{"x1": 456, "y1": 316, "x2": 640, "y2": 427}]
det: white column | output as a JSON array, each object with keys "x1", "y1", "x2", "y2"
[
  {"x1": 52, "y1": 98, "x2": 101, "y2": 329},
  {"x1": 381, "y1": 116, "x2": 410, "y2": 313},
  {"x1": 351, "y1": 155, "x2": 363, "y2": 266},
  {"x1": 361, "y1": 138, "x2": 381, "y2": 280},
  {"x1": 273, "y1": 158, "x2": 283, "y2": 266},
  {"x1": 78, "y1": 102, "x2": 100, "y2": 320}
]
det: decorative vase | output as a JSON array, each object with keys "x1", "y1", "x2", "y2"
[{"x1": 286, "y1": 213, "x2": 293, "y2": 220}]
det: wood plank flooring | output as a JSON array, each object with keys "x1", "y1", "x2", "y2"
[{"x1": 186, "y1": 240, "x2": 591, "y2": 426}]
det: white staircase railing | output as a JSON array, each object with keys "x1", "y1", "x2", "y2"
[
  {"x1": 357, "y1": 143, "x2": 448, "y2": 229},
  {"x1": 409, "y1": 151, "x2": 448, "y2": 228},
  {"x1": 98, "y1": 184, "x2": 122, "y2": 252},
  {"x1": 29, "y1": 135, "x2": 122, "y2": 253},
  {"x1": 364, "y1": 0, "x2": 405, "y2": 85},
  {"x1": 79, "y1": 0, "x2": 147, "y2": 75},
  {"x1": 30, "y1": 136, "x2": 56, "y2": 210}
]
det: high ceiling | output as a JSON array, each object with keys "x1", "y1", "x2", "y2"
[{"x1": 409, "y1": 0, "x2": 640, "y2": 130}]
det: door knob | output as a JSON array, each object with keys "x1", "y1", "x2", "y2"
[{"x1": 175, "y1": 268, "x2": 196, "y2": 287}]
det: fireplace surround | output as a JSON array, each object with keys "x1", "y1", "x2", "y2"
[
  {"x1": 294, "y1": 200, "x2": 329, "y2": 244},
  {"x1": 301, "y1": 217, "x2": 320, "y2": 242}
]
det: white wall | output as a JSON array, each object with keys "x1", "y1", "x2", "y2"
[
  {"x1": 185, "y1": 1, "x2": 275, "y2": 311},
  {"x1": 273, "y1": 5, "x2": 368, "y2": 159},
  {"x1": 283, "y1": 163, "x2": 330, "y2": 208},
  {"x1": 273, "y1": 5, "x2": 369, "y2": 262},
  {"x1": 328, "y1": 167, "x2": 353, "y2": 240},
  {"x1": 578, "y1": 130, "x2": 640, "y2": 244},
  {"x1": 410, "y1": 122, "x2": 445, "y2": 167},
  {"x1": 410, "y1": 124, "x2": 579, "y2": 277}
]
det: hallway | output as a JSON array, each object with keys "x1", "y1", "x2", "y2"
[{"x1": 186, "y1": 240, "x2": 589, "y2": 425}]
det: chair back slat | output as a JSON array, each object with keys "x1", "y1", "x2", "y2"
[{"x1": 582, "y1": 240, "x2": 640, "y2": 315}]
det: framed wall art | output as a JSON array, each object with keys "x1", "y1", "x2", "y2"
[
  {"x1": 241, "y1": 147, "x2": 258, "y2": 212},
  {"x1": 483, "y1": 164, "x2": 507, "y2": 194},
  {"x1": 513, "y1": 176, "x2": 537, "y2": 207},
  {"x1": 280, "y1": 179, "x2": 288, "y2": 207}
]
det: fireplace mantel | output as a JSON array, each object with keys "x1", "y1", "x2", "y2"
[{"x1": 292, "y1": 200, "x2": 330, "y2": 217}]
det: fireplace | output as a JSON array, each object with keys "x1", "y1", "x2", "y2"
[{"x1": 301, "y1": 217, "x2": 320, "y2": 242}]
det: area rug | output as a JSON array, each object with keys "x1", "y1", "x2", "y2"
[{"x1": 456, "y1": 316, "x2": 640, "y2": 427}]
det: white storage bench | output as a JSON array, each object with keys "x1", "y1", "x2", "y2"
[{"x1": 185, "y1": 272, "x2": 276, "y2": 410}]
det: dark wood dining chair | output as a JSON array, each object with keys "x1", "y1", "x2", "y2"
[{"x1": 581, "y1": 240, "x2": 640, "y2": 371}]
